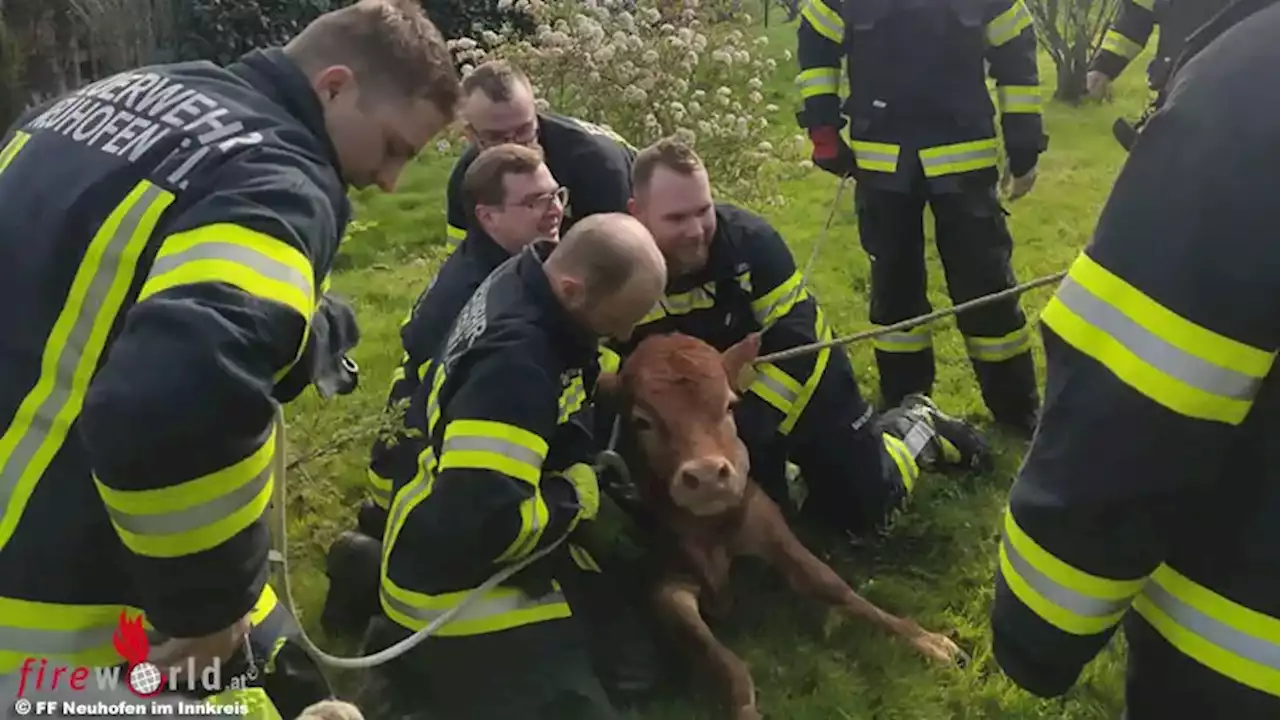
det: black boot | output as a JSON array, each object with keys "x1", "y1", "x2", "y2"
[
  {"x1": 972, "y1": 353, "x2": 1040, "y2": 440},
  {"x1": 320, "y1": 530, "x2": 382, "y2": 639}
]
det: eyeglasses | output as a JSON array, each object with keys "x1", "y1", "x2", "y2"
[
  {"x1": 471, "y1": 121, "x2": 539, "y2": 147},
  {"x1": 511, "y1": 186, "x2": 569, "y2": 213}
]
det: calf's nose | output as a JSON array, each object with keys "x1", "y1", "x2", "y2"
[{"x1": 677, "y1": 456, "x2": 734, "y2": 490}]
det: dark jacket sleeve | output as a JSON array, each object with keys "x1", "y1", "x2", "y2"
[
  {"x1": 80, "y1": 145, "x2": 337, "y2": 638},
  {"x1": 794, "y1": 0, "x2": 845, "y2": 129},
  {"x1": 989, "y1": 72, "x2": 1280, "y2": 697},
  {"x1": 737, "y1": 214, "x2": 829, "y2": 437},
  {"x1": 388, "y1": 337, "x2": 593, "y2": 596},
  {"x1": 985, "y1": 0, "x2": 1046, "y2": 177},
  {"x1": 1091, "y1": 0, "x2": 1157, "y2": 80},
  {"x1": 444, "y1": 149, "x2": 472, "y2": 246},
  {"x1": 565, "y1": 139, "x2": 633, "y2": 219}
]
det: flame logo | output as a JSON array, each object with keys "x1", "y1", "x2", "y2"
[{"x1": 112, "y1": 611, "x2": 150, "y2": 665}]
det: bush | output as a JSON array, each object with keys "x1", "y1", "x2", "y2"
[
  {"x1": 177, "y1": 0, "x2": 335, "y2": 65},
  {"x1": 419, "y1": 0, "x2": 536, "y2": 42},
  {"x1": 447, "y1": 0, "x2": 803, "y2": 208}
]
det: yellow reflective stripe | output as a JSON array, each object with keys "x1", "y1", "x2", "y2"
[
  {"x1": 1132, "y1": 0, "x2": 1154, "y2": 10},
  {"x1": 138, "y1": 223, "x2": 315, "y2": 320},
  {"x1": 0, "y1": 598, "x2": 151, "y2": 673},
  {"x1": 999, "y1": 507, "x2": 1148, "y2": 635},
  {"x1": 998, "y1": 84, "x2": 1043, "y2": 114},
  {"x1": 1102, "y1": 29, "x2": 1143, "y2": 60},
  {"x1": 749, "y1": 363, "x2": 803, "y2": 415},
  {"x1": 247, "y1": 583, "x2": 279, "y2": 627},
  {"x1": 780, "y1": 310, "x2": 833, "y2": 435},
  {"x1": 1041, "y1": 252, "x2": 1274, "y2": 425},
  {"x1": 559, "y1": 375, "x2": 587, "y2": 424},
  {"x1": 0, "y1": 130, "x2": 32, "y2": 173},
  {"x1": 919, "y1": 138, "x2": 999, "y2": 177},
  {"x1": 204, "y1": 686, "x2": 283, "y2": 720},
  {"x1": 494, "y1": 479, "x2": 552, "y2": 563},
  {"x1": 380, "y1": 446, "x2": 436, "y2": 580},
  {"x1": 751, "y1": 270, "x2": 806, "y2": 329},
  {"x1": 965, "y1": 326, "x2": 1033, "y2": 362},
  {"x1": 851, "y1": 140, "x2": 900, "y2": 173},
  {"x1": 437, "y1": 418, "x2": 548, "y2": 484},
  {"x1": 800, "y1": 0, "x2": 844, "y2": 42},
  {"x1": 986, "y1": 0, "x2": 1033, "y2": 46},
  {"x1": 367, "y1": 467, "x2": 393, "y2": 509},
  {"x1": 569, "y1": 543, "x2": 602, "y2": 573},
  {"x1": 880, "y1": 433, "x2": 919, "y2": 492},
  {"x1": 380, "y1": 578, "x2": 571, "y2": 636},
  {"x1": 598, "y1": 345, "x2": 621, "y2": 374},
  {"x1": 796, "y1": 67, "x2": 840, "y2": 99},
  {"x1": 872, "y1": 325, "x2": 932, "y2": 353},
  {"x1": 95, "y1": 427, "x2": 275, "y2": 558},
  {"x1": 446, "y1": 223, "x2": 466, "y2": 244},
  {"x1": 0, "y1": 181, "x2": 174, "y2": 555},
  {"x1": 1134, "y1": 565, "x2": 1280, "y2": 698}
]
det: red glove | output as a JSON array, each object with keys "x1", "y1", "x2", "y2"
[{"x1": 808, "y1": 126, "x2": 856, "y2": 177}]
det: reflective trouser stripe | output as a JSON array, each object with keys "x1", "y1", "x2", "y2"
[
  {"x1": 998, "y1": 508, "x2": 1147, "y2": 635},
  {"x1": 919, "y1": 139, "x2": 1000, "y2": 178},
  {"x1": 1102, "y1": 29, "x2": 1143, "y2": 60},
  {"x1": 0, "y1": 181, "x2": 175, "y2": 554},
  {"x1": 851, "y1": 140, "x2": 900, "y2": 173},
  {"x1": 965, "y1": 326, "x2": 1033, "y2": 362},
  {"x1": 0, "y1": 131, "x2": 32, "y2": 173},
  {"x1": 872, "y1": 325, "x2": 932, "y2": 353},
  {"x1": 1133, "y1": 565, "x2": 1280, "y2": 698},
  {"x1": 880, "y1": 434, "x2": 919, "y2": 492},
  {"x1": 380, "y1": 580, "x2": 572, "y2": 637}
]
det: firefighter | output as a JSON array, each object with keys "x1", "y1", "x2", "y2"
[
  {"x1": 322, "y1": 142, "x2": 566, "y2": 636},
  {"x1": 443, "y1": 59, "x2": 636, "y2": 246},
  {"x1": 1086, "y1": 0, "x2": 1235, "y2": 100},
  {"x1": 361, "y1": 214, "x2": 666, "y2": 719},
  {"x1": 989, "y1": 2, "x2": 1280, "y2": 716},
  {"x1": 612, "y1": 137, "x2": 991, "y2": 539},
  {"x1": 0, "y1": 0, "x2": 459, "y2": 716},
  {"x1": 796, "y1": 0, "x2": 1047, "y2": 438}
]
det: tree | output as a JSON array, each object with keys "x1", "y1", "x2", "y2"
[{"x1": 1026, "y1": 0, "x2": 1121, "y2": 103}]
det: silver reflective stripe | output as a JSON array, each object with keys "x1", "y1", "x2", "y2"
[
  {"x1": 380, "y1": 587, "x2": 567, "y2": 625},
  {"x1": 921, "y1": 146, "x2": 998, "y2": 170},
  {"x1": 1055, "y1": 277, "x2": 1262, "y2": 401},
  {"x1": 901, "y1": 420, "x2": 936, "y2": 458},
  {"x1": 372, "y1": 485, "x2": 392, "y2": 507},
  {"x1": 875, "y1": 330, "x2": 931, "y2": 351},
  {"x1": 0, "y1": 184, "x2": 167, "y2": 515},
  {"x1": 559, "y1": 380, "x2": 586, "y2": 423},
  {"x1": 855, "y1": 149, "x2": 899, "y2": 167},
  {"x1": 987, "y1": 2, "x2": 1030, "y2": 45},
  {"x1": 1003, "y1": 536, "x2": 1134, "y2": 619},
  {"x1": 797, "y1": 73, "x2": 838, "y2": 94},
  {"x1": 755, "y1": 372, "x2": 800, "y2": 406},
  {"x1": 662, "y1": 287, "x2": 715, "y2": 315},
  {"x1": 759, "y1": 283, "x2": 803, "y2": 325},
  {"x1": 965, "y1": 332, "x2": 1030, "y2": 358},
  {"x1": 104, "y1": 465, "x2": 271, "y2": 536},
  {"x1": 440, "y1": 436, "x2": 543, "y2": 468},
  {"x1": 147, "y1": 241, "x2": 312, "y2": 300},
  {"x1": 1141, "y1": 580, "x2": 1280, "y2": 670},
  {"x1": 0, "y1": 622, "x2": 116, "y2": 656},
  {"x1": 801, "y1": 0, "x2": 843, "y2": 38},
  {"x1": 1000, "y1": 89, "x2": 1041, "y2": 108}
]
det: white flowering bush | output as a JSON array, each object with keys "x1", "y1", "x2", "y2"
[{"x1": 446, "y1": 0, "x2": 804, "y2": 207}]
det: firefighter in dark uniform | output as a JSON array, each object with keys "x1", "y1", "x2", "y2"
[
  {"x1": 0, "y1": 1, "x2": 460, "y2": 717},
  {"x1": 796, "y1": 0, "x2": 1048, "y2": 437},
  {"x1": 360, "y1": 215, "x2": 666, "y2": 719},
  {"x1": 443, "y1": 59, "x2": 636, "y2": 246},
  {"x1": 322, "y1": 143, "x2": 565, "y2": 635},
  {"x1": 611, "y1": 138, "x2": 992, "y2": 539},
  {"x1": 1087, "y1": 0, "x2": 1236, "y2": 99},
  {"x1": 990, "y1": 2, "x2": 1280, "y2": 716}
]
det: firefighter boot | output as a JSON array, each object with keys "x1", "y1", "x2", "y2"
[
  {"x1": 320, "y1": 530, "x2": 382, "y2": 639},
  {"x1": 878, "y1": 394, "x2": 992, "y2": 473},
  {"x1": 972, "y1": 352, "x2": 1040, "y2": 440}
]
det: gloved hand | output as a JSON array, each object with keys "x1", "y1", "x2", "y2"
[
  {"x1": 1086, "y1": 70, "x2": 1112, "y2": 101},
  {"x1": 807, "y1": 125, "x2": 856, "y2": 178},
  {"x1": 1001, "y1": 163, "x2": 1038, "y2": 201},
  {"x1": 563, "y1": 463, "x2": 600, "y2": 522}
]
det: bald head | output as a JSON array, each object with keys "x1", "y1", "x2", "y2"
[{"x1": 543, "y1": 213, "x2": 667, "y2": 341}]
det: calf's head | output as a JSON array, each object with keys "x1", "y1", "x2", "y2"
[{"x1": 598, "y1": 332, "x2": 761, "y2": 516}]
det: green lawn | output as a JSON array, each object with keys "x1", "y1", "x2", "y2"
[{"x1": 279, "y1": 17, "x2": 1154, "y2": 719}]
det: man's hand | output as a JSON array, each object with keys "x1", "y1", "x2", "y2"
[
  {"x1": 1086, "y1": 71, "x2": 1112, "y2": 101},
  {"x1": 1001, "y1": 164, "x2": 1038, "y2": 201},
  {"x1": 150, "y1": 614, "x2": 251, "y2": 678},
  {"x1": 807, "y1": 125, "x2": 856, "y2": 178}
]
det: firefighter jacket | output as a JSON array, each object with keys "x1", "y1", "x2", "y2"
[
  {"x1": 380, "y1": 240, "x2": 603, "y2": 637},
  {"x1": 796, "y1": 0, "x2": 1048, "y2": 191},
  {"x1": 443, "y1": 112, "x2": 636, "y2": 245},
  {"x1": 1091, "y1": 0, "x2": 1235, "y2": 91},
  {"x1": 0, "y1": 47, "x2": 352, "y2": 675},
  {"x1": 366, "y1": 229, "x2": 512, "y2": 512},
  {"x1": 603, "y1": 203, "x2": 833, "y2": 442},
  {"x1": 990, "y1": 7, "x2": 1280, "y2": 715}
]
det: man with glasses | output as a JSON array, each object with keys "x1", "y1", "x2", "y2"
[{"x1": 442, "y1": 59, "x2": 636, "y2": 246}]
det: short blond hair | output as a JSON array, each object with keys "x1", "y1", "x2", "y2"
[
  {"x1": 631, "y1": 136, "x2": 705, "y2": 193},
  {"x1": 286, "y1": 0, "x2": 461, "y2": 117}
]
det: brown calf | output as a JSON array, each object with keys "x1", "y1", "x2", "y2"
[{"x1": 596, "y1": 332, "x2": 963, "y2": 720}]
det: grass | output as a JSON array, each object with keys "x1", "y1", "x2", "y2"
[{"x1": 278, "y1": 16, "x2": 1155, "y2": 719}]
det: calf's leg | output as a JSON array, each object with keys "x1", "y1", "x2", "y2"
[
  {"x1": 653, "y1": 579, "x2": 760, "y2": 720},
  {"x1": 738, "y1": 491, "x2": 964, "y2": 664}
]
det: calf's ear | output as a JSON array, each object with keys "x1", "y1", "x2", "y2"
[{"x1": 722, "y1": 332, "x2": 762, "y2": 393}]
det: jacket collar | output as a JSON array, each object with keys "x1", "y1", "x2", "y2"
[
  {"x1": 516, "y1": 240, "x2": 599, "y2": 366},
  {"x1": 228, "y1": 47, "x2": 343, "y2": 175},
  {"x1": 461, "y1": 226, "x2": 515, "y2": 271}
]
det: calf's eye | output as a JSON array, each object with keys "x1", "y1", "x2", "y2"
[{"x1": 632, "y1": 414, "x2": 653, "y2": 432}]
